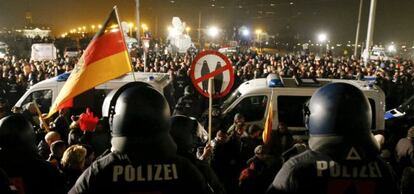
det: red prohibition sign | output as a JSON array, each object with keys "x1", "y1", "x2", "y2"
[{"x1": 190, "y1": 50, "x2": 234, "y2": 98}]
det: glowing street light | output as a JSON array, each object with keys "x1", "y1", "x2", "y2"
[
  {"x1": 141, "y1": 23, "x2": 148, "y2": 31},
  {"x1": 91, "y1": 25, "x2": 96, "y2": 31},
  {"x1": 242, "y1": 28, "x2": 250, "y2": 37},
  {"x1": 207, "y1": 26, "x2": 219, "y2": 38},
  {"x1": 128, "y1": 22, "x2": 134, "y2": 36},
  {"x1": 388, "y1": 44, "x2": 396, "y2": 53},
  {"x1": 98, "y1": 24, "x2": 102, "y2": 29},
  {"x1": 318, "y1": 33, "x2": 327, "y2": 43},
  {"x1": 255, "y1": 29, "x2": 263, "y2": 51},
  {"x1": 317, "y1": 33, "x2": 328, "y2": 55},
  {"x1": 185, "y1": 26, "x2": 191, "y2": 34}
]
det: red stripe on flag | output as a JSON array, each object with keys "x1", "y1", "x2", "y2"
[
  {"x1": 57, "y1": 98, "x2": 73, "y2": 110},
  {"x1": 83, "y1": 31, "x2": 127, "y2": 66}
]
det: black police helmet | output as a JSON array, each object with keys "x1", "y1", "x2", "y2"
[
  {"x1": 306, "y1": 82, "x2": 372, "y2": 135},
  {"x1": 305, "y1": 82, "x2": 379, "y2": 161},
  {"x1": 103, "y1": 82, "x2": 171, "y2": 137},
  {"x1": 170, "y1": 115, "x2": 207, "y2": 153},
  {"x1": 0, "y1": 114, "x2": 35, "y2": 151}
]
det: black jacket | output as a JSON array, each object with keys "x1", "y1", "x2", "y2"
[
  {"x1": 69, "y1": 151, "x2": 210, "y2": 194},
  {"x1": 0, "y1": 151, "x2": 65, "y2": 194},
  {"x1": 267, "y1": 150, "x2": 399, "y2": 194}
]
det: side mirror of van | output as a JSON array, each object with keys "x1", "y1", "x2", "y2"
[{"x1": 11, "y1": 106, "x2": 23, "y2": 114}]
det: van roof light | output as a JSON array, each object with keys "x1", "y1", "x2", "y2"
[
  {"x1": 57, "y1": 72, "x2": 70, "y2": 82},
  {"x1": 294, "y1": 76, "x2": 320, "y2": 87},
  {"x1": 267, "y1": 73, "x2": 284, "y2": 88}
]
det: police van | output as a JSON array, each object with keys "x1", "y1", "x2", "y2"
[
  {"x1": 218, "y1": 74, "x2": 386, "y2": 139},
  {"x1": 13, "y1": 72, "x2": 171, "y2": 116}
]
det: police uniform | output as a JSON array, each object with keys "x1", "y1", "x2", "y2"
[
  {"x1": 70, "y1": 82, "x2": 209, "y2": 194},
  {"x1": 267, "y1": 150, "x2": 399, "y2": 194},
  {"x1": 173, "y1": 86, "x2": 203, "y2": 120},
  {"x1": 0, "y1": 114, "x2": 65, "y2": 194},
  {"x1": 267, "y1": 83, "x2": 399, "y2": 194},
  {"x1": 69, "y1": 151, "x2": 208, "y2": 194},
  {"x1": 0, "y1": 156, "x2": 65, "y2": 194}
]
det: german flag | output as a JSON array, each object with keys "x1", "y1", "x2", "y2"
[
  {"x1": 47, "y1": 7, "x2": 132, "y2": 117},
  {"x1": 262, "y1": 97, "x2": 273, "y2": 144}
]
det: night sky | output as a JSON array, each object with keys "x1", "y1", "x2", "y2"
[{"x1": 0, "y1": 0, "x2": 413, "y2": 43}]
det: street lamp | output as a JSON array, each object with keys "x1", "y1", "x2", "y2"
[
  {"x1": 387, "y1": 44, "x2": 396, "y2": 53},
  {"x1": 128, "y1": 22, "x2": 134, "y2": 36},
  {"x1": 141, "y1": 23, "x2": 148, "y2": 34},
  {"x1": 255, "y1": 29, "x2": 263, "y2": 51},
  {"x1": 91, "y1": 25, "x2": 96, "y2": 32},
  {"x1": 185, "y1": 27, "x2": 191, "y2": 35},
  {"x1": 317, "y1": 33, "x2": 328, "y2": 55},
  {"x1": 242, "y1": 28, "x2": 250, "y2": 37},
  {"x1": 318, "y1": 33, "x2": 327, "y2": 43},
  {"x1": 207, "y1": 26, "x2": 219, "y2": 38}
]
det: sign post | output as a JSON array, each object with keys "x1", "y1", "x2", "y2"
[
  {"x1": 190, "y1": 50, "x2": 234, "y2": 141},
  {"x1": 208, "y1": 78, "x2": 213, "y2": 142}
]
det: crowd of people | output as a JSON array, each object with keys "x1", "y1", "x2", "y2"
[
  {"x1": 0, "y1": 45, "x2": 413, "y2": 193},
  {"x1": 0, "y1": 46, "x2": 413, "y2": 109}
]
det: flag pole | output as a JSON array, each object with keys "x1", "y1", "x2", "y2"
[
  {"x1": 32, "y1": 101, "x2": 50, "y2": 132},
  {"x1": 113, "y1": 5, "x2": 137, "y2": 82}
]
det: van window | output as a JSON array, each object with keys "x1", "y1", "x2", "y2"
[
  {"x1": 234, "y1": 95, "x2": 268, "y2": 122},
  {"x1": 22, "y1": 89, "x2": 53, "y2": 113},
  {"x1": 277, "y1": 96, "x2": 311, "y2": 127},
  {"x1": 221, "y1": 90, "x2": 242, "y2": 111},
  {"x1": 277, "y1": 96, "x2": 378, "y2": 129}
]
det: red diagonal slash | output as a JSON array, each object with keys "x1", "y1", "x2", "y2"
[{"x1": 194, "y1": 64, "x2": 231, "y2": 84}]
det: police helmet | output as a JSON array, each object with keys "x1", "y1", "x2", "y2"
[
  {"x1": 304, "y1": 83, "x2": 379, "y2": 160},
  {"x1": 102, "y1": 82, "x2": 175, "y2": 153},
  {"x1": 102, "y1": 82, "x2": 171, "y2": 137},
  {"x1": 170, "y1": 115, "x2": 208, "y2": 153},
  {"x1": 0, "y1": 114, "x2": 35, "y2": 151}
]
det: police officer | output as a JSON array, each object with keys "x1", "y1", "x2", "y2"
[
  {"x1": 170, "y1": 115, "x2": 226, "y2": 194},
  {"x1": 69, "y1": 82, "x2": 209, "y2": 194},
  {"x1": 173, "y1": 85, "x2": 204, "y2": 120},
  {"x1": 266, "y1": 83, "x2": 399, "y2": 194},
  {"x1": 0, "y1": 114, "x2": 65, "y2": 194}
]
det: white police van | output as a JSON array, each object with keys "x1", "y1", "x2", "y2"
[
  {"x1": 218, "y1": 74, "x2": 386, "y2": 139},
  {"x1": 13, "y1": 72, "x2": 171, "y2": 116}
]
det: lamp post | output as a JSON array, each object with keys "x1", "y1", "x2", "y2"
[
  {"x1": 255, "y1": 29, "x2": 263, "y2": 52},
  {"x1": 128, "y1": 23, "x2": 134, "y2": 37},
  {"x1": 318, "y1": 33, "x2": 327, "y2": 56},
  {"x1": 141, "y1": 23, "x2": 148, "y2": 36},
  {"x1": 207, "y1": 26, "x2": 219, "y2": 38},
  {"x1": 185, "y1": 27, "x2": 191, "y2": 35}
]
